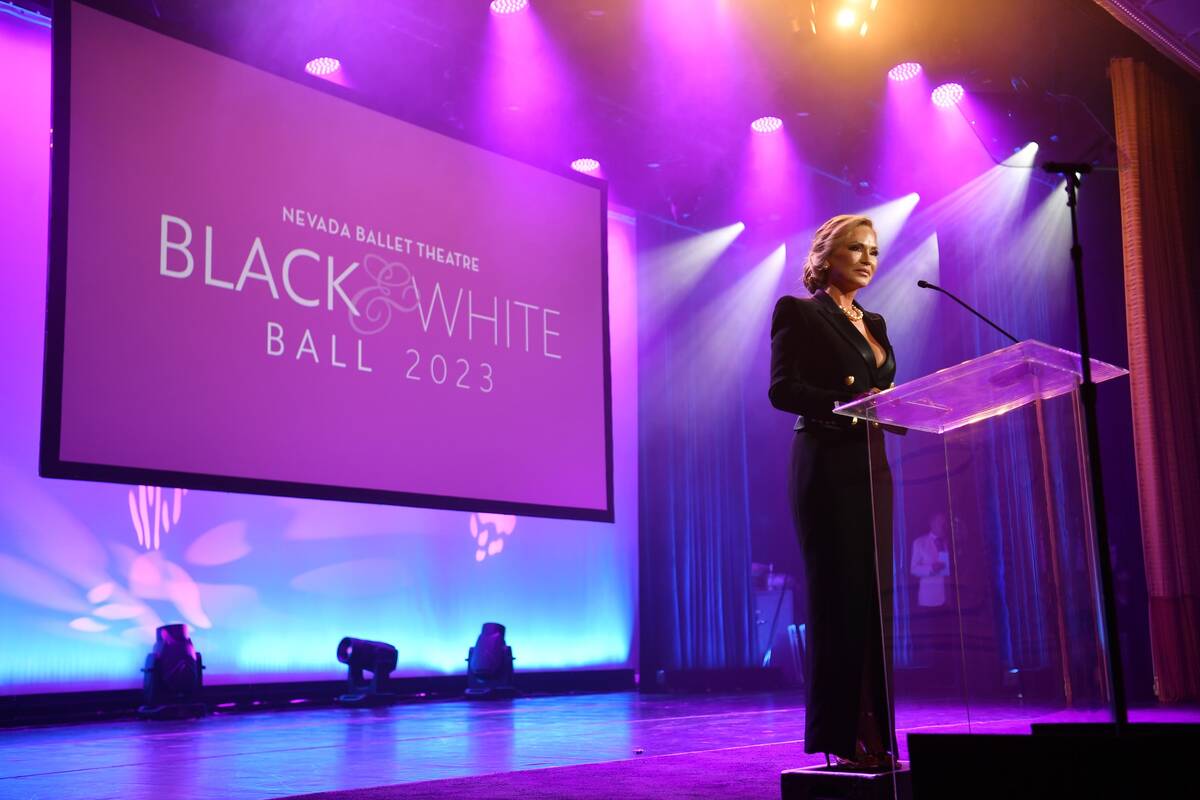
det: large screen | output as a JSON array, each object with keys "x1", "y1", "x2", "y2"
[{"x1": 42, "y1": 1, "x2": 613, "y2": 521}]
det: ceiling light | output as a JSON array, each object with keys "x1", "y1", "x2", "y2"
[{"x1": 750, "y1": 116, "x2": 784, "y2": 134}]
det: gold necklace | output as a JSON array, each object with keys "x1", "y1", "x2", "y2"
[{"x1": 838, "y1": 303, "x2": 864, "y2": 322}]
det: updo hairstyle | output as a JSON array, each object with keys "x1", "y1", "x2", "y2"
[{"x1": 802, "y1": 214, "x2": 875, "y2": 294}]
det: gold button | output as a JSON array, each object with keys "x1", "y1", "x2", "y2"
[
  {"x1": 844, "y1": 375, "x2": 855, "y2": 386},
  {"x1": 889, "y1": 382, "x2": 896, "y2": 389},
  {"x1": 851, "y1": 417, "x2": 859, "y2": 425},
  {"x1": 873, "y1": 421, "x2": 881, "y2": 428}
]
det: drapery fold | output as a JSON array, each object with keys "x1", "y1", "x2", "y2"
[
  {"x1": 1110, "y1": 57, "x2": 1200, "y2": 702},
  {"x1": 637, "y1": 218, "x2": 757, "y2": 676}
]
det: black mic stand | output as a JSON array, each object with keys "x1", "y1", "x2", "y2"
[
  {"x1": 917, "y1": 280, "x2": 1018, "y2": 344},
  {"x1": 1043, "y1": 161, "x2": 1127, "y2": 734}
]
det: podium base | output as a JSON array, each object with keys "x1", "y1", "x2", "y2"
[{"x1": 780, "y1": 763, "x2": 911, "y2": 800}]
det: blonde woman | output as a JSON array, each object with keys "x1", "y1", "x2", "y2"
[{"x1": 768, "y1": 214, "x2": 898, "y2": 770}]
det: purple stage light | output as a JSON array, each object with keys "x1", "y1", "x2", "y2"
[
  {"x1": 931, "y1": 82, "x2": 965, "y2": 108},
  {"x1": 304, "y1": 57, "x2": 340, "y2": 77},
  {"x1": 571, "y1": 158, "x2": 600, "y2": 174},
  {"x1": 490, "y1": 0, "x2": 529, "y2": 14},
  {"x1": 750, "y1": 116, "x2": 783, "y2": 134},
  {"x1": 888, "y1": 62, "x2": 921, "y2": 82}
]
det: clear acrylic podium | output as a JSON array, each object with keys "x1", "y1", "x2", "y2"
[{"x1": 835, "y1": 340, "x2": 1129, "y2": 750}]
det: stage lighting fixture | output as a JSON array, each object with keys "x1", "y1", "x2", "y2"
[
  {"x1": 570, "y1": 157, "x2": 600, "y2": 174},
  {"x1": 888, "y1": 62, "x2": 922, "y2": 82},
  {"x1": 489, "y1": 0, "x2": 528, "y2": 14},
  {"x1": 809, "y1": 1, "x2": 880, "y2": 37},
  {"x1": 465, "y1": 622, "x2": 517, "y2": 698},
  {"x1": 931, "y1": 82, "x2": 965, "y2": 108},
  {"x1": 750, "y1": 116, "x2": 783, "y2": 134},
  {"x1": 138, "y1": 623, "x2": 206, "y2": 719},
  {"x1": 304, "y1": 57, "x2": 340, "y2": 77},
  {"x1": 336, "y1": 637, "x2": 399, "y2": 705}
]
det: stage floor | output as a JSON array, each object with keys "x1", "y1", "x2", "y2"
[{"x1": 1, "y1": 691, "x2": 1195, "y2": 800}]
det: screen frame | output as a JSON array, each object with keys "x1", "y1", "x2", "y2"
[{"x1": 40, "y1": 0, "x2": 615, "y2": 523}]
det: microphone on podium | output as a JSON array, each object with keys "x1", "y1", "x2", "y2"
[{"x1": 917, "y1": 280, "x2": 1019, "y2": 344}]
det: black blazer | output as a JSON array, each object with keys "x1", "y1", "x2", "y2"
[{"x1": 769, "y1": 290, "x2": 896, "y2": 433}]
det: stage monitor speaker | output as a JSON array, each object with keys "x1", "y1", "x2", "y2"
[{"x1": 908, "y1": 725, "x2": 1200, "y2": 799}]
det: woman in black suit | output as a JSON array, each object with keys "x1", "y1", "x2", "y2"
[{"x1": 769, "y1": 214, "x2": 898, "y2": 769}]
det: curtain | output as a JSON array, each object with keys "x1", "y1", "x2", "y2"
[
  {"x1": 1110, "y1": 57, "x2": 1200, "y2": 702},
  {"x1": 906, "y1": 185, "x2": 1084, "y2": 686},
  {"x1": 637, "y1": 216, "x2": 756, "y2": 676}
]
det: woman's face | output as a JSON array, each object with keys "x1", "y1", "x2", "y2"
[{"x1": 826, "y1": 225, "x2": 879, "y2": 293}]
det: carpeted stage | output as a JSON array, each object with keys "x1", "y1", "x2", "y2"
[{"x1": 2, "y1": 691, "x2": 1196, "y2": 800}]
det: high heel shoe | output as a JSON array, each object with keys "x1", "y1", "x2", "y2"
[
  {"x1": 827, "y1": 741, "x2": 898, "y2": 772},
  {"x1": 861, "y1": 750, "x2": 898, "y2": 771}
]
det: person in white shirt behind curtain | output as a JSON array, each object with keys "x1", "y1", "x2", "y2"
[{"x1": 911, "y1": 512, "x2": 950, "y2": 609}]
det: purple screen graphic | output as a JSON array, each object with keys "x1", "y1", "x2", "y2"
[{"x1": 51, "y1": 3, "x2": 611, "y2": 517}]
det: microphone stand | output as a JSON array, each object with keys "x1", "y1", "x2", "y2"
[
  {"x1": 1043, "y1": 162, "x2": 1128, "y2": 734},
  {"x1": 917, "y1": 280, "x2": 1018, "y2": 344}
]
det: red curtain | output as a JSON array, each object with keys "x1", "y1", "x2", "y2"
[{"x1": 1110, "y1": 57, "x2": 1200, "y2": 703}]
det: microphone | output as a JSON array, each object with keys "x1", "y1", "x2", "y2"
[{"x1": 917, "y1": 280, "x2": 1019, "y2": 344}]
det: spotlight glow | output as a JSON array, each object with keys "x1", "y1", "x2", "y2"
[
  {"x1": 835, "y1": 8, "x2": 857, "y2": 28},
  {"x1": 690, "y1": 243, "x2": 789, "y2": 385},
  {"x1": 888, "y1": 62, "x2": 922, "y2": 82},
  {"x1": 642, "y1": 221, "x2": 747, "y2": 327},
  {"x1": 931, "y1": 82, "x2": 965, "y2": 108},
  {"x1": 750, "y1": 116, "x2": 783, "y2": 134},
  {"x1": 855, "y1": 192, "x2": 922, "y2": 247},
  {"x1": 1003, "y1": 141, "x2": 1039, "y2": 168},
  {"x1": 304, "y1": 57, "x2": 340, "y2": 76},
  {"x1": 570, "y1": 158, "x2": 600, "y2": 174},
  {"x1": 490, "y1": 0, "x2": 529, "y2": 14}
]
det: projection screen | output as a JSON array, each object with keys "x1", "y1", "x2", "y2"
[{"x1": 41, "y1": 1, "x2": 614, "y2": 522}]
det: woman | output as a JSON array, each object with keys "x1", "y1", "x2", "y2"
[{"x1": 768, "y1": 214, "x2": 898, "y2": 770}]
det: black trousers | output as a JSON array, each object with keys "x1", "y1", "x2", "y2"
[{"x1": 789, "y1": 427, "x2": 895, "y2": 758}]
